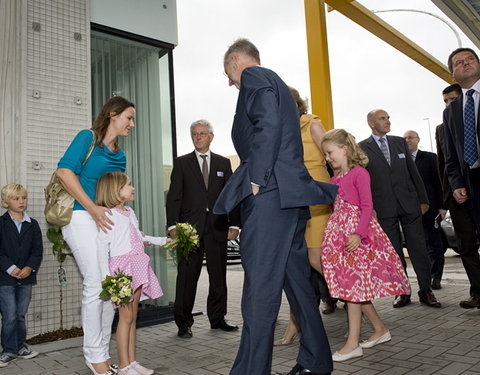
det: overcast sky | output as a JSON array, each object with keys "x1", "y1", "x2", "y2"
[{"x1": 172, "y1": 0, "x2": 472, "y2": 157}]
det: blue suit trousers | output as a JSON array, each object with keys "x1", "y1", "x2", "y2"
[{"x1": 230, "y1": 188, "x2": 333, "y2": 375}]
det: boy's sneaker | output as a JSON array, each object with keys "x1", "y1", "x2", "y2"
[
  {"x1": 0, "y1": 353, "x2": 17, "y2": 367},
  {"x1": 17, "y1": 346, "x2": 39, "y2": 359}
]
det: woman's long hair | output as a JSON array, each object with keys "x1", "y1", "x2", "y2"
[{"x1": 91, "y1": 96, "x2": 135, "y2": 151}]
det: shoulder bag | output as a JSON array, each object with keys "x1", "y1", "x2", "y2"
[{"x1": 44, "y1": 130, "x2": 96, "y2": 226}]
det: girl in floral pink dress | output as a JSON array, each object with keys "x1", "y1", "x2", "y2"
[
  {"x1": 320, "y1": 129, "x2": 410, "y2": 363},
  {"x1": 97, "y1": 172, "x2": 166, "y2": 375}
]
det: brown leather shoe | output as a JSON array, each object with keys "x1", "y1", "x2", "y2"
[
  {"x1": 418, "y1": 291, "x2": 441, "y2": 308},
  {"x1": 393, "y1": 294, "x2": 411, "y2": 308},
  {"x1": 459, "y1": 295, "x2": 480, "y2": 309},
  {"x1": 321, "y1": 300, "x2": 337, "y2": 314}
]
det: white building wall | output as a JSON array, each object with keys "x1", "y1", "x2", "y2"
[
  {"x1": 26, "y1": 0, "x2": 90, "y2": 336},
  {"x1": 1, "y1": 0, "x2": 177, "y2": 339},
  {"x1": 90, "y1": 0, "x2": 178, "y2": 46}
]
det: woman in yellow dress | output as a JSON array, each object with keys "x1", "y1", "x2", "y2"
[{"x1": 274, "y1": 87, "x2": 336, "y2": 346}]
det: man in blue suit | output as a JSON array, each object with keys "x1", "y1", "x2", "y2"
[{"x1": 214, "y1": 38, "x2": 337, "y2": 375}]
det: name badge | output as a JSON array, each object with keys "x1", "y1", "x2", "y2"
[
  {"x1": 217, "y1": 171, "x2": 224, "y2": 177},
  {"x1": 398, "y1": 153, "x2": 405, "y2": 159}
]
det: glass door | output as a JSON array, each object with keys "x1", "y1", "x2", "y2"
[{"x1": 91, "y1": 30, "x2": 176, "y2": 311}]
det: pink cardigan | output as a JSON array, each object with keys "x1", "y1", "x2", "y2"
[{"x1": 330, "y1": 165, "x2": 373, "y2": 241}]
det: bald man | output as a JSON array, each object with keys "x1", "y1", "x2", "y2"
[{"x1": 359, "y1": 110, "x2": 441, "y2": 308}]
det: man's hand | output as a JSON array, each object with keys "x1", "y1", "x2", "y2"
[
  {"x1": 17, "y1": 266, "x2": 32, "y2": 279},
  {"x1": 252, "y1": 184, "x2": 260, "y2": 195},
  {"x1": 420, "y1": 204, "x2": 429, "y2": 215},
  {"x1": 346, "y1": 234, "x2": 361, "y2": 252},
  {"x1": 227, "y1": 228, "x2": 239, "y2": 241},
  {"x1": 453, "y1": 188, "x2": 468, "y2": 204},
  {"x1": 439, "y1": 209, "x2": 447, "y2": 219},
  {"x1": 11, "y1": 267, "x2": 21, "y2": 278}
]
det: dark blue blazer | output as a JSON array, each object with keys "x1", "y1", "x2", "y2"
[
  {"x1": 443, "y1": 94, "x2": 480, "y2": 198},
  {"x1": 415, "y1": 149, "x2": 444, "y2": 219},
  {"x1": 166, "y1": 151, "x2": 240, "y2": 241},
  {"x1": 0, "y1": 212, "x2": 43, "y2": 285},
  {"x1": 213, "y1": 66, "x2": 337, "y2": 214}
]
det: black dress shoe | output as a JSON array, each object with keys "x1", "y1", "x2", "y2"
[
  {"x1": 459, "y1": 295, "x2": 480, "y2": 308},
  {"x1": 418, "y1": 291, "x2": 441, "y2": 308},
  {"x1": 431, "y1": 279, "x2": 442, "y2": 290},
  {"x1": 393, "y1": 294, "x2": 411, "y2": 308},
  {"x1": 210, "y1": 319, "x2": 239, "y2": 332},
  {"x1": 272, "y1": 363, "x2": 331, "y2": 375},
  {"x1": 177, "y1": 324, "x2": 192, "y2": 338},
  {"x1": 321, "y1": 300, "x2": 336, "y2": 314}
]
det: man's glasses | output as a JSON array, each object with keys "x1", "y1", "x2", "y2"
[{"x1": 192, "y1": 132, "x2": 211, "y2": 138}]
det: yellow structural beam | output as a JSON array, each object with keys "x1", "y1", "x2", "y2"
[
  {"x1": 325, "y1": 0, "x2": 454, "y2": 83},
  {"x1": 304, "y1": 0, "x2": 335, "y2": 130}
]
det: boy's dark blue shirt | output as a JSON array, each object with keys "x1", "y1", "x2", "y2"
[{"x1": 0, "y1": 211, "x2": 43, "y2": 285}]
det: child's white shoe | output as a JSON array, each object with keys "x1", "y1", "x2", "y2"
[
  {"x1": 117, "y1": 365, "x2": 140, "y2": 375},
  {"x1": 130, "y1": 361, "x2": 154, "y2": 375}
]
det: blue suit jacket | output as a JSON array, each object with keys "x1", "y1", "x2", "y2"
[
  {"x1": 214, "y1": 66, "x2": 337, "y2": 214},
  {"x1": 0, "y1": 212, "x2": 43, "y2": 286},
  {"x1": 415, "y1": 149, "x2": 444, "y2": 218},
  {"x1": 443, "y1": 94, "x2": 480, "y2": 201}
]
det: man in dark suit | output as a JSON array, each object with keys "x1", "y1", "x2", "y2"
[
  {"x1": 215, "y1": 39, "x2": 337, "y2": 375},
  {"x1": 166, "y1": 119, "x2": 240, "y2": 339},
  {"x1": 437, "y1": 84, "x2": 480, "y2": 308},
  {"x1": 443, "y1": 48, "x2": 480, "y2": 309},
  {"x1": 359, "y1": 110, "x2": 441, "y2": 308},
  {"x1": 404, "y1": 130, "x2": 445, "y2": 290}
]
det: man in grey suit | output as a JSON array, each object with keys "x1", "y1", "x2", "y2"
[
  {"x1": 214, "y1": 38, "x2": 337, "y2": 375},
  {"x1": 359, "y1": 110, "x2": 441, "y2": 308}
]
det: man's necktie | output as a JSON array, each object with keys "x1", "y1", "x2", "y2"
[
  {"x1": 464, "y1": 89, "x2": 478, "y2": 166},
  {"x1": 379, "y1": 137, "x2": 391, "y2": 166},
  {"x1": 200, "y1": 154, "x2": 209, "y2": 188},
  {"x1": 412, "y1": 154, "x2": 416, "y2": 162}
]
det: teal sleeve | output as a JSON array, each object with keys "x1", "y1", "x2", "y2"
[{"x1": 57, "y1": 130, "x2": 94, "y2": 174}]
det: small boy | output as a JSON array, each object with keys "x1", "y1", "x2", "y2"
[{"x1": 0, "y1": 183, "x2": 43, "y2": 367}]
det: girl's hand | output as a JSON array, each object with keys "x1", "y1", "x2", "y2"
[
  {"x1": 89, "y1": 205, "x2": 113, "y2": 233},
  {"x1": 141, "y1": 232, "x2": 152, "y2": 246},
  {"x1": 346, "y1": 234, "x2": 361, "y2": 252}
]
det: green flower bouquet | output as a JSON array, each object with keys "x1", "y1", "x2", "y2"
[
  {"x1": 100, "y1": 271, "x2": 133, "y2": 307},
  {"x1": 163, "y1": 222, "x2": 200, "y2": 263}
]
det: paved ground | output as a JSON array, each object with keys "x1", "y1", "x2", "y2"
[{"x1": 3, "y1": 252, "x2": 480, "y2": 375}]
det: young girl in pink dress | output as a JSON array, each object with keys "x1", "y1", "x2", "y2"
[
  {"x1": 320, "y1": 129, "x2": 410, "y2": 362},
  {"x1": 96, "y1": 172, "x2": 166, "y2": 375}
]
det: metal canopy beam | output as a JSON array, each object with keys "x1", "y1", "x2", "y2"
[{"x1": 324, "y1": 0, "x2": 454, "y2": 83}]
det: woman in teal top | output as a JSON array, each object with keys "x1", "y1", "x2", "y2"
[{"x1": 57, "y1": 96, "x2": 135, "y2": 375}]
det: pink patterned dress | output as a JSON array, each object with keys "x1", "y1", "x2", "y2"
[
  {"x1": 321, "y1": 168, "x2": 410, "y2": 302},
  {"x1": 108, "y1": 208, "x2": 163, "y2": 307}
]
